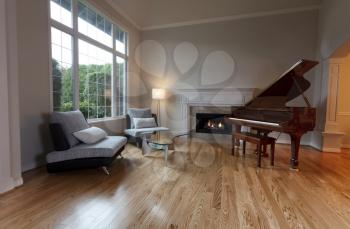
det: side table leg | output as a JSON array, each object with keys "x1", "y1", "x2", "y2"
[
  {"x1": 164, "y1": 145, "x2": 168, "y2": 166},
  {"x1": 142, "y1": 134, "x2": 152, "y2": 155}
]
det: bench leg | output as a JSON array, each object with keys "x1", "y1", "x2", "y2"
[
  {"x1": 271, "y1": 142, "x2": 275, "y2": 166},
  {"x1": 257, "y1": 143, "x2": 262, "y2": 167},
  {"x1": 263, "y1": 144, "x2": 269, "y2": 157},
  {"x1": 243, "y1": 140, "x2": 246, "y2": 155},
  {"x1": 102, "y1": 166, "x2": 110, "y2": 175},
  {"x1": 232, "y1": 137, "x2": 235, "y2": 156}
]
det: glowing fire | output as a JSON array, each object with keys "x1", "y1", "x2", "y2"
[{"x1": 207, "y1": 120, "x2": 225, "y2": 129}]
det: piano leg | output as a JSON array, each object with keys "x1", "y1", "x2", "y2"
[
  {"x1": 234, "y1": 125, "x2": 241, "y2": 146},
  {"x1": 290, "y1": 134, "x2": 301, "y2": 170},
  {"x1": 232, "y1": 125, "x2": 241, "y2": 155},
  {"x1": 232, "y1": 137, "x2": 235, "y2": 156}
]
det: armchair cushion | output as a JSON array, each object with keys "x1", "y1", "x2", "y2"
[
  {"x1": 51, "y1": 110, "x2": 89, "y2": 147},
  {"x1": 127, "y1": 108, "x2": 152, "y2": 128}
]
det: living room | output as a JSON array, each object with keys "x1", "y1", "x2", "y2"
[{"x1": 1, "y1": 0, "x2": 350, "y2": 228}]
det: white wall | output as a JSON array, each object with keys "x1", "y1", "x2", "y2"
[
  {"x1": 139, "y1": 10, "x2": 319, "y2": 141},
  {"x1": 16, "y1": 0, "x2": 141, "y2": 172},
  {"x1": 318, "y1": 0, "x2": 350, "y2": 59},
  {"x1": 6, "y1": 0, "x2": 22, "y2": 188},
  {"x1": 17, "y1": 0, "x2": 52, "y2": 172},
  {"x1": 141, "y1": 10, "x2": 318, "y2": 90},
  {"x1": 310, "y1": 0, "x2": 350, "y2": 150},
  {"x1": 0, "y1": 0, "x2": 22, "y2": 193},
  {"x1": 0, "y1": 0, "x2": 13, "y2": 193}
]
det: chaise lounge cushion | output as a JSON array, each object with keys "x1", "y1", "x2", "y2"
[
  {"x1": 51, "y1": 110, "x2": 90, "y2": 147},
  {"x1": 124, "y1": 127, "x2": 169, "y2": 137},
  {"x1": 46, "y1": 136, "x2": 127, "y2": 163}
]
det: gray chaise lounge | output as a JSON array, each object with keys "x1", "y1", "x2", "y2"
[{"x1": 46, "y1": 110, "x2": 127, "y2": 174}]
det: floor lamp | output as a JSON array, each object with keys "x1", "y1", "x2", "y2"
[{"x1": 152, "y1": 88, "x2": 166, "y2": 126}]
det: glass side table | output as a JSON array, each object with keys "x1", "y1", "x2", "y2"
[{"x1": 141, "y1": 131, "x2": 174, "y2": 166}]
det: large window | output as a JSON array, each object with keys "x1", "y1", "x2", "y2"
[
  {"x1": 78, "y1": 40, "x2": 113, "y2": 119},
  {"x1": 50, "y1": 0, "x2": 128, "y2": 119},
  {"x1": 51, "y1": 27, "x2": 73, "y2": 111}
]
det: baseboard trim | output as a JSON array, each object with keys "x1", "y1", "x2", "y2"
[
  {"x1": 22, "y1": 161, "x2": 45, "y2": 172},
  {"x1": 170, "y1": 130, "x2": 190, "y2": 136},
  {"x1": 0, "y1": 176, "x2": 23, "y2": 194},
  {"x1": 13, "y1": 177, "x2": 23, "y2": 187},
  {"x1": 322, "y1": 147, "x2": 342, "y2": 153},
  {"x1": 275, "y1": 139, "x2": 310, "y2": 146},
  {"x1": 309, "y1": 142, "x2": 322, "y2": 151},
  {"x1": 0, "y1": 178, "x2": 15, "y2": 194}
]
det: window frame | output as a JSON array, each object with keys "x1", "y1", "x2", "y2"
[{"x1": 48, "y1": 0, "x2": 128, "y2": 120}]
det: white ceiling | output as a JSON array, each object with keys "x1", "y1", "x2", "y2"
[{"x1": 106, "y1": 0, "x2": 321, "y2": 30}]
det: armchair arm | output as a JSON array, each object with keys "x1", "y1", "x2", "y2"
[{"x1": 152, "y1": 113, "x2": 158, "y2": 126}]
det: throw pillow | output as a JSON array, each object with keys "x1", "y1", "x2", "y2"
[
  {"x1": 127, "y1": 108, "x2": 152, "y2": 128},
  {"x1": 73, "y1": 126, "x2": 107, "y2": 144},
  {"x1": 133, "y1": 118, "x2": 157, "y2": 129}
]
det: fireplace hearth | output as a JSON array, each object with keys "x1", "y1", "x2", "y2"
[{"x1": 196, "y1": 113, "x2": 232, "y2": 134}]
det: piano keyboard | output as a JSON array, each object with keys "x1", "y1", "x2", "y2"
[{"x1": 228, "y1": 117, "x2": 281, "y2": 127}]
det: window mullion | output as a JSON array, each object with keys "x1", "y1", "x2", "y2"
[
  {"x1": 77, "y1": 32, "x2": 115, "y2": 54},
  {"x1": 72, "y1": 0, "x2": 79, "y2": 110},
  {"x1": 51, "y1": 20, "x2": 74, "y2": 36},
  {"x1": 124, "y1": 58, "x2": 128, "y2": 114},
  {"x1": 112, "y1": 25, "x2": 117, "y2": 117},
  {"x1": 114, "y1": 51, "x2": 127, "y2": 59},
  {"x1": 125, "y1": 32, "x2": 128, "y2": 113}
]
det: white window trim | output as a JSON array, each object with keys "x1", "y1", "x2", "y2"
[{"x1": 48, "y1": 0, "x2": 129, "y2": 120}]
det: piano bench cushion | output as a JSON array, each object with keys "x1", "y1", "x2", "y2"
[{"x1": 233, "y1": 132, "x2": 276, "y2": 145}]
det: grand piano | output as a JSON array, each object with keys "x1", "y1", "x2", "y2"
[{"x1": 227, "y1": 59, "x2": 318, "y2": 169}]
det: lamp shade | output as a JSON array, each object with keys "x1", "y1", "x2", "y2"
[{"x1": 152, "y1": 88, "x2": 166, "y2": 100}]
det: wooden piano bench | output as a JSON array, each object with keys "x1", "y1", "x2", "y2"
[{"x1": 232, "y1": 132, "x2": 276, "y2": 167}]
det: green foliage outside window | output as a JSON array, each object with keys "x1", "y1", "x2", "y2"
[
  {"x1": 52, "y1": 59, "x2": 114, "y2": 119},
  {"x1": 52, "y1": 59, "x2": 73, "y2": 112}
]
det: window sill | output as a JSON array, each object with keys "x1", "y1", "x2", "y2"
[{"x1": 88, "y1": 116, "x2": 126, "y2": 124}]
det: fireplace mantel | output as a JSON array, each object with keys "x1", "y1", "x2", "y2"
[{"x1": 174, "y1": 87, "x2": 257, "y2": 106}]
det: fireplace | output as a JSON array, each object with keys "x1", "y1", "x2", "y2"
[{"x1": 196, "y1": 113, "x2": 232, "y2": 134}]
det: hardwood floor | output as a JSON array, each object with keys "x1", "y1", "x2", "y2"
[{"x1": 1, "y1": 136, "x2": 350, "y2": 229}]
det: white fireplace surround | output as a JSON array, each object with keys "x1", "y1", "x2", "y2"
[{"x1": 163, "y1": 88, "x2": 257, "y2": 134}]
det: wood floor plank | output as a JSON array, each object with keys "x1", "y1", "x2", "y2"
[{"x1": 1, "y1": 137, "x2": 350, "y2": 229}]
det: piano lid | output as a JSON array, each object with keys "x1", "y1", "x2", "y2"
[{"x1": 246, "y1": 59, "x2": 318, "y2": 108}]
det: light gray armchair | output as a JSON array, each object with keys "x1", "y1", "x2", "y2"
[{"x1": 124, "y1": 108, "x2": 169, "y2": 147}]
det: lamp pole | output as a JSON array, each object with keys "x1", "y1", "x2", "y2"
[
  {"x1": 152, "y1": 88, "x2": 165, "y2": 127},
  {"x1": 157, "y1": 99, "x2": 161, "y2": 126}
]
